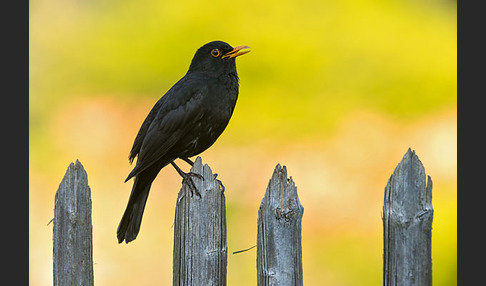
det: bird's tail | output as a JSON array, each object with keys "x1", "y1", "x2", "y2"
[{"x1": 117, "y1": 162, "x2": 166, "y2": 243}]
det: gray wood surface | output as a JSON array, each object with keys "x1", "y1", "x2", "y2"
[
  {"x1": 383, "y1": 148, "x2": 433, "y2": 286},
  {"x1": 53, "y1": 160, "x2": 94, "y2": 286},
  {"x1": 257, "y1": 164, "x2": 304, "y2": 286},
  {"x1": 172, "y1": 157, "x2": 227, "y2": 286}
]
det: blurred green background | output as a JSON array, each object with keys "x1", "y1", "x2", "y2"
[{"x1": 29, "y1": 0, "x2": 456, "y2": 285}]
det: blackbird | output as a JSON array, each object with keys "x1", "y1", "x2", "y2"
[{"x1": 117, "y1": 41, "x2": 250, "y2": 243}]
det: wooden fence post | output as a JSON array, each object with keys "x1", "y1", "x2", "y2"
[
  {"x1": 172, "y1": 157, "x2": 227, "y2": 286},
  {"x1": 383, "y1": 148, "x2": 434, "y2": 286},
  {"x1": 53, "y1": 160, "x2": 94, "y2": 286},
  {"x1": 257, "y1": 164, "x2": 304, "y2": 286}
]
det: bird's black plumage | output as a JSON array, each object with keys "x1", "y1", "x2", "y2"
[{"x1": 117, "y1": 41, "x2": 250, "y2": 243}]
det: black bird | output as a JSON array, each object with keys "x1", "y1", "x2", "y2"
[{"x1": 117, "y1": 41, "x2": 250, "y2": 243}]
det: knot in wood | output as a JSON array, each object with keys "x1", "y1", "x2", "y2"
[{"x1": 275, "y1": 206, "x2": 295, "y2": 221}]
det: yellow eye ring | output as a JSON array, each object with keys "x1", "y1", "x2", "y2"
[{"x1": 211, "y1": 49, "x2": 220, "y2": 57}]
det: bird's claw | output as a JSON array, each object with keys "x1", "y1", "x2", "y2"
[
  {"x1": 182, "y1": 172, "x2": 203, "y2": 198},
  {"x1": 213, "y1": 173, "x2": 225, "y2": 193}
]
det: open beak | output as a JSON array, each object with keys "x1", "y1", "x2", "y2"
[{"x1": 222, "y1": 45, "x2": 251, "y2": 59}]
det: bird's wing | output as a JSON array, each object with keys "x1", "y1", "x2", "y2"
[
  {"x1": 125, "y1": 80, "x2": 207, "y2": 181},
  {"x1": 128, "y1": 99, "x2": 164, "y2": 164}
]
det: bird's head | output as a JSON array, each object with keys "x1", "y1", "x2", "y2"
[{"x1": 188, "y1": 41, "x2": 250, "y2": 74}]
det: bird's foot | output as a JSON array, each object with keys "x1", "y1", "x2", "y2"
[
  {"x1": 170, "y1": 160, "x2": 204, "y2": 198},
  {"x1": 182, "y1": 172, "x2": 204, "y2": 198},
  {"x1": 213, "y1": 173, "x2": 225, "y2": 193}
]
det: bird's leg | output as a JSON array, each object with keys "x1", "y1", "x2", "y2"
[
  {"x1": 181, "y1": 157, "x2": 195, "y2": 167},
  {"x1": 170, "y1": 160, "x2": 203, "y2": 198}
]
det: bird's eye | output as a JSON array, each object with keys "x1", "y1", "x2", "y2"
[{"x1": 211, "y1": 49, "x2": 220, "y2": 57}]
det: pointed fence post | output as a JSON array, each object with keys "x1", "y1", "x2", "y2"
[
  {"x1": 257, "y1": 164, "x2": 304, "y2": 286},
  {"x1": 53, "y1": 160, "x2": 94, "y2": 286},
  {"x1": 383, "y1": 148, "x2": 434, "y2": 286},
  {"x1": 172, "y1": 157, "x2": 227, "y2": 286}
]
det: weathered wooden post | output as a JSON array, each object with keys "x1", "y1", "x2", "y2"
[
  {"x1": 257, "y1": 164, "x2": 304, "y2": 286},
  {"x1": 53, "y1": 160, "x2": 94, "y2": 286},
  {"x1": 383, "y1": 148, "x2": 434, "y2": 286},
  {"x1": 172, "y1": 157, "x2": 227, "y2": 286}
]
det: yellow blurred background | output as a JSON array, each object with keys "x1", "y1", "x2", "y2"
[{"x1": 29, "y1": 0, "x2": 456, "y2": 285}]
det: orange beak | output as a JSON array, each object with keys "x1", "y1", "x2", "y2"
[{"x1": 222, "y1": 45, "x2": 251, "y2": 59}]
